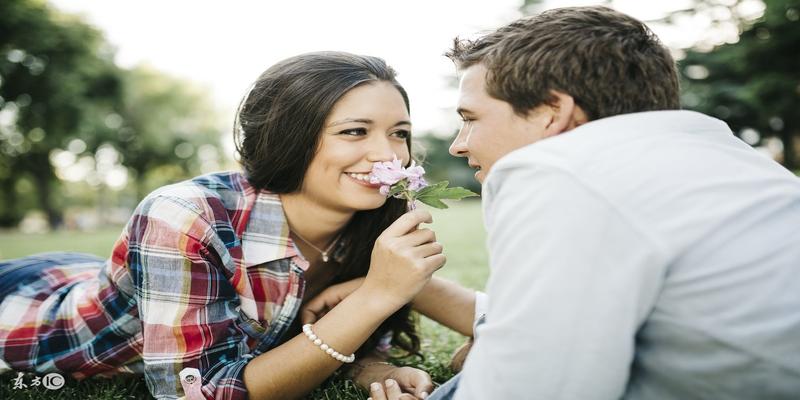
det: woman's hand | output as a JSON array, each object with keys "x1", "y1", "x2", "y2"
[
  {"x1": 360, "y1": 209, "x2": 446, "y2": 311},
  {"x1": 301, "y1": 277, "x2": 364, "y2": 324},
  {"x1": 362, "y1": 366, "x2": 433, "y2": 400}
]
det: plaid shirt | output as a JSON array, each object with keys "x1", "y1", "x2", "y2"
[{"x1": 0, "y1": 172, "x2": 318, "y2": 399}]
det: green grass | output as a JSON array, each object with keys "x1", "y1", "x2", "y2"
[{"x1": 0, "y1": 200, "x2": 488, "y2": 399}]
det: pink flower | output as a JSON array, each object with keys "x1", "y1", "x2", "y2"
[
  {"x1": 404, "y1": 161, "x2": 428, "y2": 191},
  {"x1": 370, "y1": 157, "x2": 406, "y2": 186},
  {"x1": 370, "y1": 155, "x2": 429, "y2": 201}
]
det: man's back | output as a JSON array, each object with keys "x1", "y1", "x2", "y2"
[{"x1": 463, "y1": 110, "x2": 800, "y2": 399}]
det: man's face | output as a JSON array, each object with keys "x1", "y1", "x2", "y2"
[{"x1": 449, "y1": 64, "x2": 555, "y2": 184}]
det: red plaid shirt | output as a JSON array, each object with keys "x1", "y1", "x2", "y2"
[{"x1": 0, "y1": 172, "x2": 321, "y2": 399}]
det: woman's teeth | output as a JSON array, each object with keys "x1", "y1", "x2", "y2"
[{"x1": 346, "y1": 172, "x2": 372, "y2": 182}]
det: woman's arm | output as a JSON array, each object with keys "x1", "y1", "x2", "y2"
[
  {"x1": 411, "y1": 276, "x2": 478, "y2": 337},
  {"x1": 244, "y1": 209, "x2": 444, "y2": 399}
]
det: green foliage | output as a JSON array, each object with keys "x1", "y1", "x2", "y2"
[
  {"x1": 415, "y1": 181, "x2": 478, "y2": 209},
  {"x1": 679, "y1": 0, "x2": 800, "y2": 169},
  {"x1": 115, "y1": 66, "x2": 224, "y2": 199},
  {"x1": 0, "y1": 0, "x2": 225, "y2": 227},
  {"x1": 0, "y1": 0, "x2": 122, "y2": 226}
]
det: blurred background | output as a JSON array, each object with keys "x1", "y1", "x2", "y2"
[{"x1": 0, "y1": 0, "x2": 798, "y2": 253}]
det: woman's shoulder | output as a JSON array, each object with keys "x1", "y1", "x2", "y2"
[{"x1": 134, "y1": 171, "x2": 255, "y2": 223}]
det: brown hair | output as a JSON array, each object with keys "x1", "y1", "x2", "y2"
[
  {"x1": 234, "y1": 51, "x2": 419, "y2": 357},
  {"x1": 446, "y1": 6, "x2": 680, "y2": 120}
]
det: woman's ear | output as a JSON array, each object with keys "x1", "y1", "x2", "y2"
[{"x1": 542, "y1": 91, "x2": 588, "y2": 137}]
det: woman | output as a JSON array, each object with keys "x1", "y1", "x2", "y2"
[{"x1": 0, "y1": 52, "x2": 478, "y2": 399}]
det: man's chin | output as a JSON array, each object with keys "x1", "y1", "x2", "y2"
[{"x1": 474, "y1": 169, "x2": 485, "y2": 184}]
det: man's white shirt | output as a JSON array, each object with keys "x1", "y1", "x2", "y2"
[{"x1": 456, "y1": 111, "x2": 800, "y2": 399}]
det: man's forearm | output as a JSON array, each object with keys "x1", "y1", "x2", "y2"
[{"x1": 412, "y1": 276, "x2": 477, "y2": 336}]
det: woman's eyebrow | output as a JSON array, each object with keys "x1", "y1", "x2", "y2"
[
  {"x1": 328, "y1": 118, "x2": 373, "y2": 127},
  {"x1": 328, "y1": 118, "x2": 411, "y2": 127}
]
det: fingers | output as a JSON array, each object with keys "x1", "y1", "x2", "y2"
[
  {"x1": 369, "y1": 379, "x2": 418, "y2": 400},
  {"x1": 382, "y1": 209, "x2": 433, "y2": 238},
  {"x1": 411, "y1": 373, "x2": 433, "y2": 399},
  {"x1": 423, "y1": 253, "x2": 447, "y2": 272},
  {"x1": 400, "y1": 228, "x2": 436, "y2": 247},
  {"x1": 413, "y1": 241, "x2": 443, "y2": 258},
  {"x1": 369, "y1": 381, "x2": 387, "y2": 400},
  {"x1": 300, "y1": 306, "x2": 320, "y2": 325},
  {"x1": 385, "y1": 378, "x2": 403, "y2": 398},
  {"x1": 300, "y1": 294, "x2": 329, "y2": 325}
]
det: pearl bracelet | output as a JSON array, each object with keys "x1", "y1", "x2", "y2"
[{"x1": 302, "y1": 324, "x2": 356, "y2": 363}]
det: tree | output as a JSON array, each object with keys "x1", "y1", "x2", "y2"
[
  {"x1": 115, "y1": 66, "x2": 224, "y2": 200},
  {"x1": 0, "y1": 0, "x2": 122, "y2": 227},
  {"x1": 680, "y1": 0, "x2": 800, "y2": 170}
]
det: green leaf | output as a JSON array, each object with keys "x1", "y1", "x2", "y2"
[
  {"x1": 432, "y1": 187, "x2": 479, "y2": 200},
  {"x1": 414, "y1": 181, "x2": 449, "y2": 197},
  {"x1": 416, "y1": 196, "x2": 449, "y2": 209}
]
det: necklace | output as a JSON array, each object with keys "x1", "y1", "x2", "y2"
[{"x1": 291, "y1": 230, "x2": 341, "y2": 262}]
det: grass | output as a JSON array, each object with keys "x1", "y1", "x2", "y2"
[{"x1": 0, "y1": 200, "x2": 488, "y2": 399}]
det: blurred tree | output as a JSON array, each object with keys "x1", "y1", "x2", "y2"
[
  {"x1": 679, "y1": 0, "x2": 800, "y2": 171},
  {"x1": 0, "y1": 0, "x2": 225, "y2": 229},
  {"x1": 0, "y1": 0, "x2": 122, "y2": 227},
  {"x1": 116, "y1": 66, "x2": 224, "y2": 200}
]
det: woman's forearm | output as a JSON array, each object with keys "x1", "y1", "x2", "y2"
[
  {"x1": 243, "y1": 288, "x2": 398, "y2": 399},
  {"x1": 411, "y1": 276, "x2": 477, "y2": 337}
]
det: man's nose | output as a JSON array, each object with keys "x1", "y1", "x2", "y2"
[{"x1": 449, "y1": 126, "x2": 470, "y2": 157}]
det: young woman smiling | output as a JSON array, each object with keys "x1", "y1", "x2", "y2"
[{"x1": 0, "y1": 52, "x2": 479, "y2": 400}]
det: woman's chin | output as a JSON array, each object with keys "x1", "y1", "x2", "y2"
[{"x1": 346, "y1": 195, "x2": 389, "y2": 212}]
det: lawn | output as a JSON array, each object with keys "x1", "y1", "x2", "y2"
[{"x1": 0, "y1": 200, "x2": 489, "y2": 399}]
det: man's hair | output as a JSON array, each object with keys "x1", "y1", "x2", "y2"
[{"x1": 446, "y1": 6, "x2": 680, "y2": 120}]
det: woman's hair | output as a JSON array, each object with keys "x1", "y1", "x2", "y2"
[{"x1": 234, "y1": 51, "x2": 420, "y2": 357}]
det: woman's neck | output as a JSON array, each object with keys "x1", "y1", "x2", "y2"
[{"x1": 279, "y1": 192, "x2": 353, "y2": 249}]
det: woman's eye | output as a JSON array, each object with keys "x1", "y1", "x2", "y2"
[
  {"x1": 339, "y1": 128, "x2": 367, "y2": 136},
  {"x1": 391, "y1": 130, "x2": 410, "y2": 139}
]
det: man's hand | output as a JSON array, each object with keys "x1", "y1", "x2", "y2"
[{"x1": 301, "y1": 277, "x2": 365, "y2": 324}]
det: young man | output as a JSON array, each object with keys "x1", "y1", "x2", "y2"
[{"x1": 412, "y1": 6, "x2": 800, "y2": 400}]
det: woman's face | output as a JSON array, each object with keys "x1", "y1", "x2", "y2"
[{"x1": 301, "y1": 81, "x2": 412, "y2": 212}]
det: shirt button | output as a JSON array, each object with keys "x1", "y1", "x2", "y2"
[{"x1": 179, "y1": 367, "x2": 201, "y2": 385}]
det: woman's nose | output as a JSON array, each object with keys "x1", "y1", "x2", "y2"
[{"x1": 366, "y1": 135, "x2": 400, "y2": 163}]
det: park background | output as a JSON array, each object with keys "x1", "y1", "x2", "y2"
[{"x1": 1, "y1": 0, "x2": 798, "y2": 398}]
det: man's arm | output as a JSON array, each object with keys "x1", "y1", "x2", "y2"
[
  {"x1": 411, "y1": 276, "x2": 481, "y2": 337},
  {"x1": 455, "y1": 163, "x2": 668, "y2": 400}
]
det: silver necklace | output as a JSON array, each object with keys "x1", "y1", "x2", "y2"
[{"x1": 291, "y1": 230, "x2": 341, "y2": 262}]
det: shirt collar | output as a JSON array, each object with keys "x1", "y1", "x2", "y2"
[{"x1": 237, "y1": 182, "x2": 309, "y2": 271}]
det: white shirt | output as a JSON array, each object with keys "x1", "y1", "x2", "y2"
[{"x1": 456, "y1": 111, "x2": 800, "y2": 400}]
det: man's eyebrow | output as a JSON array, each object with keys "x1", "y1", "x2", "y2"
[{"x1": 328, "y1": 118, "x2": 412, "y2": 127}]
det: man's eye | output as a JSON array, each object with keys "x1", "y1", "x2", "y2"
[
  {"x1": 339, "y1": 128, "x2": 367, "y2": 136},
  {"x1": 392, "y1": 130, "x2": 410, "y2": 139}
]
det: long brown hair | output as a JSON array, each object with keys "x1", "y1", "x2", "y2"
[{"x1": 234, "y1": 51, "x2": 419, "y2": 356}]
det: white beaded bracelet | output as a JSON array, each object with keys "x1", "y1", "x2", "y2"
[{"x1": 302, "y1": 324, "x2": 356, "y2": 363}]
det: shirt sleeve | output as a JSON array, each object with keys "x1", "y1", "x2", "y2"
[
  {"x1": 127, "y1": 195, "x2": 253, "y2": 400},
  {"x1": 455, "y1": 163, "x2": 668, "y2": 400}
]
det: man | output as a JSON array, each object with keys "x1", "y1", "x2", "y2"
[{"x1": 414, "y1": 6, "x2": 800, "y2": 400}]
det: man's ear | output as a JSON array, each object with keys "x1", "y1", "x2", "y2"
[{"x1": 542, "y1": 91, "x2": 588, "y2": 137}]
